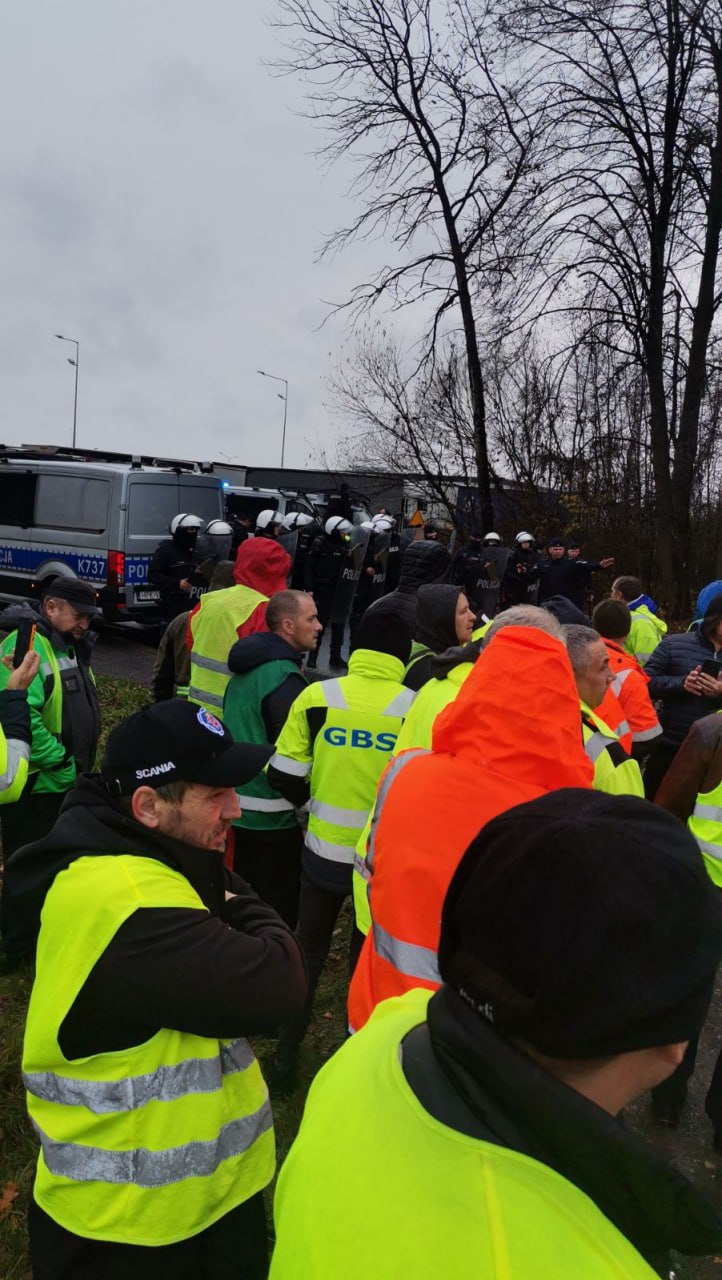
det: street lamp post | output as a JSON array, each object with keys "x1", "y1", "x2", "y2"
[
  {"x1": 257, "y1": 369, "x2": 289, "y2": 467},
  {"x1": 55, "y1": 334, "x2": 79, "y2": 449}
]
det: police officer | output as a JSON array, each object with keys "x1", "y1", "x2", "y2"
[
  {"x1": 266, "y1": 606, "x2": 415, "y2": 1089},
  {"x1": 271, "y1": 791, "x2": 722, "y2": 1278},
  {"x1": 149, "y1": 512, "x2": 204, "y2": 625},
  {"x1": 304, "y1": 516, "x2": 353, "y2": 670}
]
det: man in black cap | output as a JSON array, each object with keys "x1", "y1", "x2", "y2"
[
  {"x1": 538, "y1": 537, "x2": 614, "y2": 607},
  {"x1": 18, "y1": 698, "x2": 307, "y2": 1279},
  {"x1": 0, "y1": 578, "x2": 102, "y2": 961},
  {"x1": 271, "y1": 790, "x2": 722, "y2": 1279}
]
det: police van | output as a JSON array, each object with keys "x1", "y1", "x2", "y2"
[{"x1": 0, "y1": 446, "x2": 224, "y2": 622}]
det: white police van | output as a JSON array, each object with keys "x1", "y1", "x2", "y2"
[{"x1": 0, "y1": 446, "x2": 224, "y2": 622}]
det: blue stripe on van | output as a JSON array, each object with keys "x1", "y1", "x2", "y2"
[{"x1": 0, "y1": 546, "x2": 153, "y2": 585}]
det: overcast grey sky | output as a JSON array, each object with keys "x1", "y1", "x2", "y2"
[{"x1": 0, "y1": 1, "x2": 386, "y2": 468}]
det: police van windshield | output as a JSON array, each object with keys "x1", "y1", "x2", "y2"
[{"x1": 128, "y1": 482, "x2": 222, "y2": 538}]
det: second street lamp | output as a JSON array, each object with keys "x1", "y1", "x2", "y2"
[
  {"x1": 257, "y1": 369, "x2": 289, "y2": 467},
  {"x1": 55, "y1": 333, "x2": 79, "y2": 449}
]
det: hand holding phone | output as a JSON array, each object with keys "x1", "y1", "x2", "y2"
[
  {"x1": 6, "y1": 649, "x2": 41, "y2": 690},
  {"x1": 13, "y1": 621, "x2": 37, "y2": 670}
]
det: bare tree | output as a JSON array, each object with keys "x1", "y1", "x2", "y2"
[
  {"x1": 510, "y1": 0, "x2": 722, "y2": 611},
  {"x1": 273, "y1": 0, "x2": 544, "y2": 528}
]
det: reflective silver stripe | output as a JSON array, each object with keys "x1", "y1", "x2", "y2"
[
  {"x1": 322, "y1": 678, "x2": 348, "y2": 710},
  {"x1": 693, "y1": 802, "x2": 722, "y2": 823},
  {"x1": 306, "y1": 830, "x2": 354, "y2": 864},
  {"x1": 610, "y1": 669, "x2": 633, "y2": 695},
  {"x1": 366, "y1": 749, "x2": 429, "y2": 873},
  {"x1": 636, "y1": 652, "x2": 652, "y2": 663},
  {"x1": 188, "y1": 686, "x2": 225, "y2": 709},
  {"x1": 55, "y1": 654, "x2": 79, "y2": 672},
  {"x1": 40, "y1": 661, "x2": 54, "y2": 678},
  {"x1": 269, "y1": 752, "x2": 312, "y2": 777},
  {"x1": 24, "y1": 1039, "x2": 255, "y2": 1115},
  {"x1": 616, "y1": 719, "x2": 631, "y2": 739},
  {"x1": 632, "y1": 724, "x2": 662, "y2": 743},
  {"x1": 696, "y1": 836, "x2": 722, "y2": 861},
  {"x1": 0, "y1": 739, "x2": 29, "y2": 789},
  {"x1": 372, "y1": 922, "x2": 440, "y2": 984},
  {"x1": 310, "y1": 799, "x2": 368, "y2": 828},
  {"x1": 353, "y1": 852, "x2": 370, "y2": 882},
  {"x1": 34, "y1": 1097, "x2": 273, "y2": 1188},
  {"x1": 190, "y1": 652, "x2": 231, "y2": 676},
  {"x1": 584, "y1": 730, "x2": 618, "y2": 764},
  {"x1": 381, "y1": 689, "x2": 416, "y2": 718},
  {"x1": 238, "y1": 794, "x2": 294, "y2": 813}
]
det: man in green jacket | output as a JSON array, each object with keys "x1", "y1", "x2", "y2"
[
  {"x1": 223, "y1": 590, "x2": 322, "y2": 927},
  {"x1": 611, "y1": 576, "x2": 667, "y2": 665},
  {"x1": 266, "y1": 605, "x2": 415, "y2": 1088},
  {"x1": 0, "y1": 578, "x2": 102, "y2": 965}
]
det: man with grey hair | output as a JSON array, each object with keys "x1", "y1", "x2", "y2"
[
  {"x1": 223, "y1": 590, "x2": 322, "y2": 926},
  {"x1": 563, "y1": 624, "x2": 644, "y2": 797}
]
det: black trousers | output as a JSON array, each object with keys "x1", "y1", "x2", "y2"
[
  {"x1": 29, "y1": 1191, "x2": 269, "y2": 1280},
  {"x1": 1, "y1": 790, "x2": 67, "y2": 965},
  {"x1": 233, "y1": 824, "x2": 303, "y2": 929},
  {"x1": 276, "y1": 873, "x2": 364, "y2": 1065},
  {"x1": 309, "y1": 585, "x2": 345, "y2": 664},
  {"x1": 643, "y1": 741, "x2": 679, "y2": 800}
]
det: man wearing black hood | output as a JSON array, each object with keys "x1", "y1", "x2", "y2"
[
  {"x1": 149, "y1": 512, "x2": 204, "y2": 625},
  {"x1": 271, "y1": 791, "x2": 722, "y2": 1278},
  {"x1": 403, "y1": 584, "x2": 475, "y2": 691},
  {"x1": 223, "y1": 590, "x2": 322, "y2": 926},
  {"x1": 18, "y1": 699, "x2": 306, "y2": 1279}
]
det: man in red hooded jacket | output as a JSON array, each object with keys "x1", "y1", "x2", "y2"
[
  {"x1": 348, "y1": 616, "x2": 594, "y2": 1033},
  {"x1": 187, "y1": 540, "x2": 291, "y2": 714}
]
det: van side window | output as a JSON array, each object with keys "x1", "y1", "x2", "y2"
[
  {"x1": 0, "y1": 471, "x2": 37, "y2": 526},
  {"x1": 35, "y1": 475, "x2": 110, "y2": 533}
]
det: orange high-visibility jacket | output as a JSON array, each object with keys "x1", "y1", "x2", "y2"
[
  {"x1": 348, "y1": 627, "x2": 594, "y2": 1033},
  {"x1": 596, "y1": 638, "x2": 662, "y2": 754}
]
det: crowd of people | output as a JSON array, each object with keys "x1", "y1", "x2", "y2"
[{"x1": 4, "y1": 513, "x2": 722, "y2": 1277}]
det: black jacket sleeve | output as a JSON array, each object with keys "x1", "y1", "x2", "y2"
[
  {"x1": 148, "y1": 542, "x2": 181, "y2": 592},
  {"x1": 0, "y1": 688, "x2": 31, "y2": 747},
  {"x1": 59, "y1": 889, "x2": 307, "y2": 1059},
  {"x1": 261, "y1": 672, "x2": 306, "y2": 742}
]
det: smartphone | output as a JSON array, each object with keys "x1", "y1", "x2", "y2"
[
  {"x1": 12, "y1": 621, "x2": 37, "y2": 669},
  {"x1": 700, "y1": 658, "x2": 720, "y2": 678}
]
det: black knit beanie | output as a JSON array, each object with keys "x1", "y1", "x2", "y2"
[{"x1": 354, "y1": 604, "x2": 412, "y2": 665}]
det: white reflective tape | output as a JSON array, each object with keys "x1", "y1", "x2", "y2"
[
  {"x1": 306, "y1": 830, "x2": 355, "y2": 864},
  {"x1": 0, "y1": 739, "x2": 29, "y2": 790},
  {"x1": 381, "y1": 689, "x2": 416, "y2": 717},
  {"x1": 188, "y1": 686, "x2": 225, "y2": 709},
  {"x1": 190, "y1": 652, "x2": 231, "y2": 676},
  {"x1": 615, "y1": 719, "x2": 631, "y2": 739},
  {"x1": 696, "y1": 835, "x2": 722, "y2": 861},
  {"x1": 269, "y1": 752, "x2": 312, "y2": 777},
  {"x1": 632, "y1": 724, "x2": 662, "y2": 743},
  {"x1": 353, "y1": 852, "x2": 371, "y2": 882},
  {"x1": 694, "y1": 802, "x2": 722, "y2": 823},
  {"x1": 372, "y1": 922, "x2": 440, "y2": 984},
  {"x1": 610, "y1": 669, "x2": 633, "y2": 695},
  {"x1": 322, "y1": 679, "x2": 348, "y2": 711},
  {"x1": 584, "y1": 730, "x2": 617, "y2": 763},
  {"x1": 238, "y1": 794, "x2": 294, "y2": 813},
  {"x1": 366, "y1": 749, "x2": 429, "y2": 872},
  {"x1": 55, "y1": 654, "x2": 79, "y2": 672},
  {"x1": 34, "y1": 1098, "x2": 273, "y2": 1187},
  {"x1": 24, "y1": 1039, "x2": 255, "y2": 1114},
  {"x1": 310, "y1": 799, "x2": 368, "y2": 828}
]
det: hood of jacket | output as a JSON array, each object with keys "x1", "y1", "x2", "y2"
[
  {"x1": 397, "y1": 541, "x2": 451, "y2": 595},
  {"x1": 631, "y1": 603, "x2": 667, "y2": 637},
  {"x1": 227, "y1": 630, "x2": 303, "y2": 675},
  {"x1": 431, "y1": 626, "x2": 593, "y2": 791},
  {"x1": 233, "y1": 538, "x2": 291, "y2": 594},
  {"x1": 5, "y1": 773, "x2": 229, "y2": 943},
  {"x1": 414, "y1": 585, "x2": 463, "y2": 652},
  {"x1": 431, "y1": 640, "x2": 481, "y2": 680}
]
